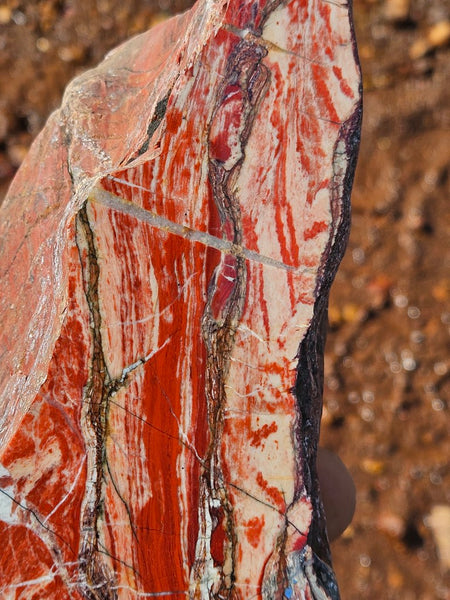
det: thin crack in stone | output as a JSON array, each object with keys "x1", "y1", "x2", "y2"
[
  {"x1": 111, "y1": 589, "x2": 188, "y2": 597},
  {"x1": 0, "y1": 488, "x2": 76, "y2": 590},
  {"x1": 42, "y1": 457, "x2": 87, "y2": 525},
  {"x1": 106, "y1": 397, "x2": 207, "y2": 469}
]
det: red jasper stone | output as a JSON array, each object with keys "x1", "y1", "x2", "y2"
[{"x1": 0, "y1": 0, "x2": 361, "y2": 597}]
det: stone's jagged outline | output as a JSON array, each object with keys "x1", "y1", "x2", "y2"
[{"x1": 0, "y1": 0, "x2": 361, "y2": 598}]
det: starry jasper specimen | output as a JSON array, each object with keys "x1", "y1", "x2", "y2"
[{"x1": 0, "y1": 0, "x2": 361, "y2": 598}]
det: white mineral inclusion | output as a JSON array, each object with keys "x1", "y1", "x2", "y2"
[
  {"x1": 0, "y1": 464, "x2": 19, "y2": 525},
  {"x1": 261, "y1": 3, "x2": 291, "y2": 53}
]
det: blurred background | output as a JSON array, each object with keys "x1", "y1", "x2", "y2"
[{"x1": 0, "y1": 0, "x2": 448, "y2": 597}]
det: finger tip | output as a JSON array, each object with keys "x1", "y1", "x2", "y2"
[{"x1": 317, "y1": 447, "x2": 356, "y2": 541}]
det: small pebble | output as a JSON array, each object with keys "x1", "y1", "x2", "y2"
[
  {"x1": 410, "y1": 20, "x2": 450, "y2": 59},
  {"x1": 360, "y1": 406, "x2": 375, "y2": 423},
  {"x1": 36, "y1": 38, "x2": 51, "y2": 53},
  {"x1": 58, "y1": 45, "x2": 85, "y2": 63},
  {"x1": 432, "y1": 282, "x2": 449, "y2": 302},
  {"x1": 343, "y1": 356, "x2": 353, "y2": 368},
  {"x1": 352, "y1": 247, "x2": 365, "y2": 265},
  {"x1": 428, "y1": 20, "x2": 450, "y2": 47},
  {"x1": 377, "y1": 136, "x2": 392, "y2": 151},
  {"x1": 359, "y1": 554, "x2": 372, "y2": 568},
  {"x1": 384, "y1": 0, "x2": 410, "y2": 22},
  {"x1": 361, "y1": 458, "x2": 385, "y2": 475},
  {"x1": 348, "y1": 391, "x2": 360, "y2": 404},
  {"x1": 423, "y1": 382, "x2": 436, "y2": 394},
  {"x1": 433, "y1": 362, "x2": 447, "y2": 376},
  {"x1": 387, "y1": 566, "x2": 405, "y2": 589},
  {"x1": 385, "y1": 350, "x2": 398, "y2": 363},
  {"x1": 407, "y1": 306, "x2": 421, "y2": 319},
  {"x1": 410, "y1": 330, "x2": 425, "y2": 344},
  {"x1": 402, "y1": 358, "x2": 416, "y2": 371},
  {"x1": 356, "y1": 336, "x2": 368, "y2": 350},
  {"x1": 422, "y1": 168, "x2": 440, "y2": 190},
  {"x1": 334, "y1": 341, "x2": 347, "y2": 356},
  {"x1": 429, "y1": 472, "x2": 442, "y2": 486},
  {"x1": 8, "y1": 143, "x2": 29, "y2": 168},
  {"x1": 377, "y1": 511, "x2": 405, "y2": 537},
  {"x1": 410, "y1": 467, "x2": 424, "y2": 479},
  {"x1": 393, "y1": 293, "x2": 408, "y2": 308},
  {"x1": 390, "y1": 361, "x2": 402, "y2": 374},
  {"x1": 327, "y1": 398, "x2": 340, "y2": 412},
  {"x1": 326, "y1": 376, "x2": 340, "y2": 392},
  {"x1": 11, "y1": 10, "x2": 26, "y2": 25},
  {"x1": 362, "y1": 390, "x2": 374, "y2": 404},
  {"x1": 431, "y1": 398, "x2": 444, "y2": 412},
  {"x1": 367, "y1": 274, "x2": 392, "y2": 310},
  {"x1": 342, "y1": 303, "x2": 362, "y2": 324}
]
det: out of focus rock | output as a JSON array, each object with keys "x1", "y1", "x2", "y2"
[
  {"x1": 384, "y1": 0, "x2": 411, "y2": 23},
  {"x1": 367, "y1": 274, "x2": 393, "y2": 311},
  {"x1": 7, "y1": 140, "x2": 29, "y2": 167},
  {"x1": 360, "y1": 458, "x2": 386, "y2": 475},
  {"x1": 377, "y1": 511, "x2": 406, "y2": 538},
  {"x1": 0, "y1": 5, "x2": 12, "y2": 25},
  {"x1": 427, "y1": 505, "x2": 450, "y2": 571},
  {"x1": 410, "y1": 20, "x2": 450, "y2": 59}
]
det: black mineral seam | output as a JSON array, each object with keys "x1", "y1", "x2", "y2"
[
  {"x1": 76, "y1": 202, "x2": 150, "y2": 598},
  {"x1": 76, "y1": 203, "x2": 118, "y2": 600},
  {"x1": 135, "y1": 91, "x2": 172, "y2": 158}
]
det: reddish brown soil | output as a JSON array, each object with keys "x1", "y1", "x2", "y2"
[{"x1": 0, "y1": 1, "x2": 448, "y2": 598}]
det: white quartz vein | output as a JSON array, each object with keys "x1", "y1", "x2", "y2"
[
  {"x1": 237, "y1": 323, "x2": 268, "y2": 345},
  {"x1": 118, "y1": 336, "x2": 172, "y2": 383},
  {"x1": 0, "y1": 574, "x2": 57, "y2": 591},
  {"x1": 223, "y1": 383, "x2": 283, "y2": 399},
  {"x1": 223, "y1": 22, "x2": 346, "y2": 74},
  {"x1": 114, "y1": 270, "x2": 200, "y2": 326},
  {"x1": 225, "y1": 480, "x2": 307, "y2": 538},
  {"x1": 0, "y1": 488, "x2": 77, "y2": 591},
  {"x1": 157, "y1": 377, "x2": 205, "y2": 466},
  {"x1": 89, "y1": 187, "x2": 315, "y2": 273},
  {"x1": 42, "y1": 456, "x2": 86, "y2": 524}
]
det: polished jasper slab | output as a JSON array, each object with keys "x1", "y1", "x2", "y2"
[{"x1": 0, "y1": 0, "x2": 361, "y2": 597}]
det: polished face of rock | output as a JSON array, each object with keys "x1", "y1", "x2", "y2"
[{"x1": 0, "y1": 0, "x2": 361, "y2": 597}]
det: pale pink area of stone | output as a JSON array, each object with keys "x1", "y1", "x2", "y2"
[{"x1": 216, "y1": 0, "x2": 360, "y2": 592}]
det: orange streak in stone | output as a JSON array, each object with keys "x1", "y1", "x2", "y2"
[
  {"x1": 245, "y1": 515, "x2": 266, "y2": 548},
  {"x1": 249, "y1": 421, "x2": 278, "y2": 447},
  {"x1": 312, "y1": 64, "x2": 340, "y2": 124},
  {"x1": 303, "y1": 221, "x2": 328, "y2": 241},
  {"x1": 256, "y1": 471, "x2": 286, "y2": 511}
]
